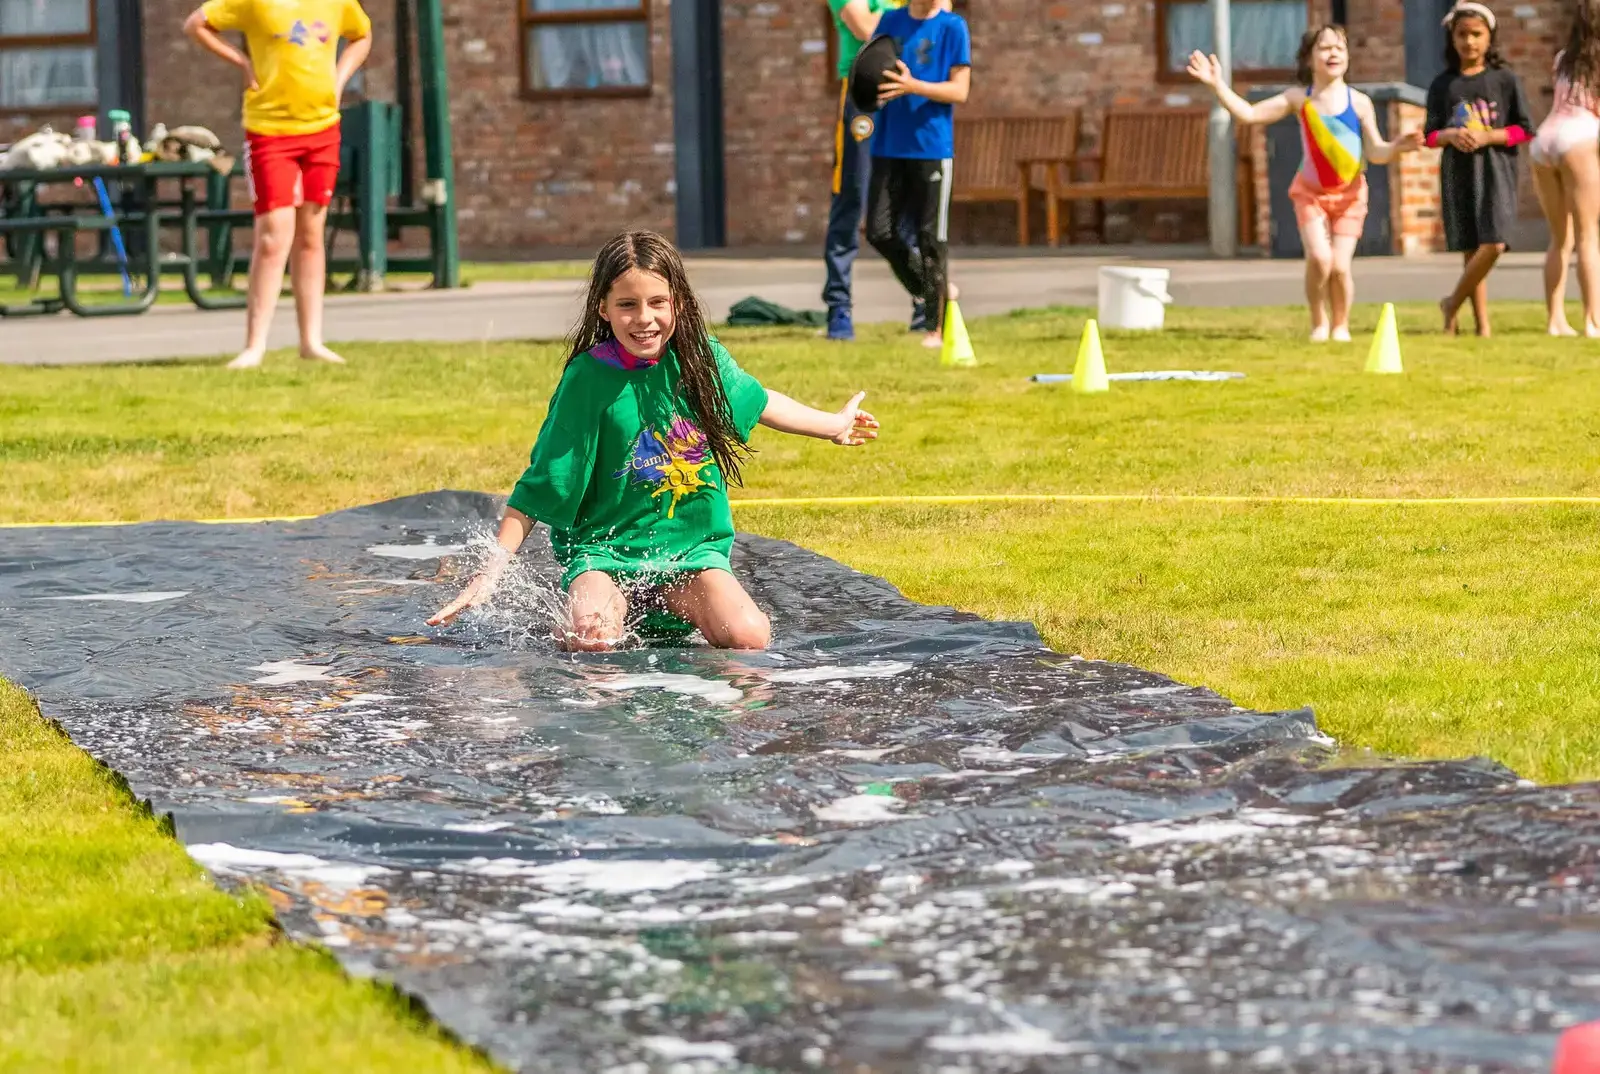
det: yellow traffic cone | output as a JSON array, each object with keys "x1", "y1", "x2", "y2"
[
  {"x1": 1072, "y1": 318, "x2": 1110, "y2": 393},
  {"x1": 941, "y1": 300, "x2": 976, "y2": 367},
  {"x1": 1365, "y1": 302, "x2": 1403, "y2": 374}
]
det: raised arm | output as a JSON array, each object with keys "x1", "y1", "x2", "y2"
[
  {"x1": 758, "y1": 390, "x2": 879, "y2": 446},
  {"x1": 1185, "y1": 51, "x2": 1293, "y2": 125},
  {"x1": 836, "y1": 0, "x2": 881, "y2": 43}
]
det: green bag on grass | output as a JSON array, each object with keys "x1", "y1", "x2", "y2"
[{"x1": 725, "y1": 296, "x2": 826, "y2": 328}]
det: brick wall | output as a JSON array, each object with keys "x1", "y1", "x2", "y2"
[{"x1": 7, "y1": 0, "x2": 1577, "y2": 255}]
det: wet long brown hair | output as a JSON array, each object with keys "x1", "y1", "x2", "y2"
[
  {"x1": 1295, "y1": 24, "x2": 1348, "y2": 87},
  {"x1": 1557, "y1": 0, "x2": 1600, "y2": 104},
  {"x1": 569, "y1": 230, "x2": 749, "y2": 486}
]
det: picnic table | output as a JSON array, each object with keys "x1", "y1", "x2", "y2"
[{"x1": 0, "y1": 159, "x2": 248, "y2": 317}]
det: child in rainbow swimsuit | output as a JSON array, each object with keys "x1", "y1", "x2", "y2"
[{"x1": 1190, "y1": 25, "x2": 1422, "y2": 341}]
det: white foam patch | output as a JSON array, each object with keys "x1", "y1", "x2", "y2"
[
  {"x1": 45, "y1": 591, "x2": 189, "y2": 604},
  {"x1": 461, "y1": 857, "x2": 720, "y2": 893},
  {"x1": 592, "y1": 672, "x2": 743, "y2": 705},
  {"x1": 813, "y1": 794, "x2": 909, "y2": 823},
  {"x1": 249, "y1": 659, "x2": 334, "y2": 685},
  {"x1": 365, "y1": 536, "x2": 467, "y2": 560},
  {"x1": 762, "y1": 660, "x2": 913, "y2": 684},
  {"x1": 643, "y1": 1037, "x2": 737, "y2": 1061},
  {"x1": 186, "y1": 842, "x2": 389, "y2": 890},
  {"x1": 927, "y1": 1027, "x2": 1089, "y2": 1056},
  {"x1": 1112, "y1": 808, "x2": 1316, "y2": 848},
  {"x1": 339, "y1": 693, "x2": 400, "y2": 706},
  {"x1": 443, "y1": 821, "x2": 513, "y2": 833}
]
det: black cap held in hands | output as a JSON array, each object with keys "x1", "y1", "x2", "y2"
[{"x1": 849, "y1": 34, "x2": 902, "y2": 114}]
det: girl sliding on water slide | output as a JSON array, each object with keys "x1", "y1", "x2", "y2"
[
  {"x1": 1189, "y1": 25, "x2": 1422, "y2": 341},
  {"x1": 428, "y1": 230, "x2": 879, "y2": 651}
]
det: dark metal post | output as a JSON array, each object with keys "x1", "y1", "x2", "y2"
[
  {"x1": 671, "y1": 0, "x2": 726, "y2": 249},
  {"x1": 97, "y1": 0, "x2": 145, "y2": 136},
  {"x1": 416, "y1": 0, "x2": 460, "y2": 287}
]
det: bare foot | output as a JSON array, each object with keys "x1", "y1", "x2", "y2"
[
  {"x1": 1439, "y1": 297, "x2": 1459, "y2": 336},
  {"x1": 300, "y1": 343, "x2": 347, "y2": 364},
  {"x1": 226, "y1": 347, "x2": 265, "y2": 370},
  {"x1": 1331, "y1": 325, "x2": 1352, "y2": 343},
  {"x1": 1475, "y1": 322, "x2": 1492, "y2": 338},
  {"x1": 1549, "y1": 321, "x2": 1578, "y2": 337},
  {"x1": 921, "y1": 332, "x2": 943, "y2": 349},
  {"x1": 1309, "y1": 324, "x2": 1330, "y2": 343},
  {"x1": 947, "y1": 281, "x2": 961, "y2": 301},
  {"x1": 1587, "y1": 319, "x2": 1600, "y2": 339}
]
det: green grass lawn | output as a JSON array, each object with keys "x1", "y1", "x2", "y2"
[{"x1": 4, "y1": 299, "x2": 1600, "y2": 1067}]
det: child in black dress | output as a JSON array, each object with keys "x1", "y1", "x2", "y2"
[{"x1": 1425, "y1": 1, "x2": 1532, "y2": 336}]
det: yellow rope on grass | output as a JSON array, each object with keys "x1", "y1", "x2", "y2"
[{"x1": 5, "y1": 493, "x2": 1600, "y2": 528}]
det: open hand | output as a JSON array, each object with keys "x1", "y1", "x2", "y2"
[
  {"x1": 427, "y1": 567, "x2": 501, "y2": 626},
  {"x1": 833, "y1": 391, "x2": 879, "y2": 447},
  {"x1": 1395, "y1": 129, "x2": 1424, "y2": 153},
  {"x1": 1185, "y1": 50, "x2": 1222, "y2": 87},
  {"x1": 878, "y1": 61, "x2": 918, "y2": 105}
]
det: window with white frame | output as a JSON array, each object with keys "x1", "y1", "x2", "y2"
[
  {"x1": 521, "y1": 0, "x2": 651, "y2": 98},
  {"x1": 0, "y1": 0, "x2": 97, "y2": 111},
  {"x1": 1157, "y1": 0, "x2": 1309, "y2": 81}
]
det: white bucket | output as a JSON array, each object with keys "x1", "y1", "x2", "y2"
[{"x1": 1097, "y1": 266, "x2": 1173, "y2": 331}]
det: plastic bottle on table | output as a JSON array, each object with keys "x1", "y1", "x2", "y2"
[
  {"x1": 74, "y1": 115, "x2": 96, "y2": 142},
  {"x1": 108, "y1": 110, "x2": 139, "y2": 164}
]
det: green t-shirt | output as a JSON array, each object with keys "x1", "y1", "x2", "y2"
[
  {"x1": 830, "y1": 0, "x2": 890, "y2": 80},
  {"x1": 506, "y1": 339, "x2": 769, "y2": 589}
]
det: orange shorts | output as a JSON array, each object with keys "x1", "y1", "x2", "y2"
[{"x1": 1289, "y1": 172, "x2": 1369, "y2": 239}]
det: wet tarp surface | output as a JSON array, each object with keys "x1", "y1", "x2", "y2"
[{"x1": 2, "y1": 491, "x2": 1598, "y2": 1073}]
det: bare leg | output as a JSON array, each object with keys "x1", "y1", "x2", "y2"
[
  {"x1": 1533, "y1": 161, "x2": 1577, "y2": 335},
  {"x1": 1327, "y1": 232, "x2": 1359, "y2": 341},
  {"x1": 1299, "y1": 216, "x2": 1334, "y2": 341},
  {"x1": 662, "y1": 569, "x2": 771, "y2": 650},
  {"x1": 1561, "y1": 143, "x2": 1600, "y2": 337},
  {"x1": 290, "y1": 202, "x2": 343, "y2": 363},
  {"x1": 228, "y1": 206, "x2": 296, "y2": 369},
  {"x1": 559, "y1": 571, "x2": 629, "y2": 652},
  {"x1": 1443, "y1": 245, "x2": 1504, "y2": 337}
]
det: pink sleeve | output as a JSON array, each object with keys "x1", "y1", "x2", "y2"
[
  {"x1": 1504, "y1": 125, "x2": 1531, "y2": 146},
  {"x1": 1425, "y1": 130, "x2": 1443, "y2": 148}
]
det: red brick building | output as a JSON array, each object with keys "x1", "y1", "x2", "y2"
[{"x1": 0, "y1": 0, "x2": 1571, "y2": 255}]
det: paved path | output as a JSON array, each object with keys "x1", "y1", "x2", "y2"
[{"x1": 0, "y1": 250, "x2": 1569, "y2": 366}]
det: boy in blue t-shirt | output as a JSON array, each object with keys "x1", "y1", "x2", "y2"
[{"x1": 867, "y1": 0, "x2": 971, "y2": 347}]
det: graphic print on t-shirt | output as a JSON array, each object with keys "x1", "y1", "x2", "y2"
[
  {"x1": 1450, "y1": 99, "x2": 1497, "y2": 129},
  {"x1": 613, "y1": 417, "x2": 714, "y2": 519}
]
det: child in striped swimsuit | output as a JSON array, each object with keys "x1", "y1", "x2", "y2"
[{"x1": 1190, "y1": 25, "x2": 1422, "y2": 341}]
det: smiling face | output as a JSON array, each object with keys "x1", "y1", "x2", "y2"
[
  {"x1": 1452, "y1": 15, "x2": 1492, "y2": 67},
  {"x1": 599, "y1": 267, "x2": 676, "y2": 361},
  {"x1": 1311, "y1": 27, "x2": 1349, "y2": 82}
]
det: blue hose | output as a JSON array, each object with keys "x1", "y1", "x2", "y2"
[{"x1": 91, "y1": 177, "x2": 132, "y2": 297}]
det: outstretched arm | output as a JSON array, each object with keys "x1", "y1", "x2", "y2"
[
  {"x1": 426, "y1": 509, "x2": 534, "y2": 625},
  {"x1": 183, "y1": 7, "x2": 257, "y2": 88},
  {"x1": 1357, "y1": 93, "x2": 1422, "y2": 164},
  {"x1": 1185, "y1": 51, "x2": 1292, "y2": 125},
  {"x1": 758, "y1": 390, "x2": 879, "y2": 446}
]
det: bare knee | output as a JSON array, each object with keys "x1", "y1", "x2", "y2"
[
  {"x1": 293, "y1": 224, "x2": 324, "y2": 256},
  {"x1": 714, "y1": 607, "x2": 771, "y2": 650},
  {"x1": 254, "y1": 221, "x2": 293, "y2": 262},
  {"x1": 1306, "y1": 252, "x2": 1333, "y2": 280}
]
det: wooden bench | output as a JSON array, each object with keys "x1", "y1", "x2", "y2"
[
  {"x1": 1029, "y1": 107, "x2": 1211, "y2": 246},
  {"x1": 951, "y1": 113, "x2": 1079, "y2": 246}
]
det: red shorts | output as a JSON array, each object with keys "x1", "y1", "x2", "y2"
[{"x1": 243, "y1": 123, "x2": 342, "y2": 217}]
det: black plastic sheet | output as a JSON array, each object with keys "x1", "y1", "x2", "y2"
[{"x1": 2, "y1": 491, "x2": 1597, "y2": 1073}]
